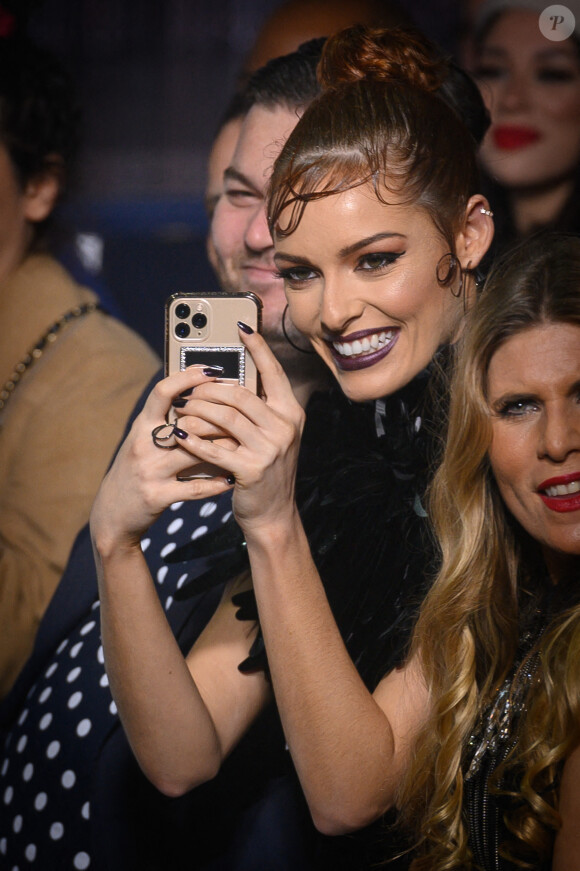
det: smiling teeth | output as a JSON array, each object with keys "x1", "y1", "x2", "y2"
[
  {"x1": 544, "y1": 480, "x2": 580, "y2": 497},
  {"x1": 333, "y1": 330, "x2": 395, "y2": 358}
]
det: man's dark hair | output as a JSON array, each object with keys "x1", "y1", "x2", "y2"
[{"x1": 214, "y1": 37, "x2": 325, "y2": 137}]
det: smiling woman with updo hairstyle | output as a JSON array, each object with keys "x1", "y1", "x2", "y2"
[{"x1": 88, "y1": 24, "x2": 494, "y2": 867}]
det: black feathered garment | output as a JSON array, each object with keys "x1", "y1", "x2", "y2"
[
  {"x1": 170, "y1": 359, "x2": 444, "y2": 693},
  {"x1": 167, "y1": 363, "x2": 445, "y2": 870}
]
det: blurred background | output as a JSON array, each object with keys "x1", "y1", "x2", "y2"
[{"x1": 24, "y1": 0, "x2": 463, "y2": 355}]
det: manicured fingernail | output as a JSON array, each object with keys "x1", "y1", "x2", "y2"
[
  {"x1": 179, "y1": 387, "x2": 194, "y2": 397},
  {"x1": 203, "y1": 365, "x2": 224, "y2": 376},
  {"x1": 173, "y1": 426, "x2": 188, "y2": 440},
  {"x1": 172, "y1": 398, "x2": 187, "y2": 408},
  {"x1": 225, "y1": 475, "x2": 235, "y2": 485},
  {"x1": 237, "y1": 321, "x2": 254, "y2": 334}
]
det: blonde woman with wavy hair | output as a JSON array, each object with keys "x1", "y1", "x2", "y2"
[{"x1": 396, "y1": 230, "x2": 580, "y2": 869}]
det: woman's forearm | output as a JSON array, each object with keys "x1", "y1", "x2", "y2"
[
  {"x1": 93, "y1": 537, "x2": 223, "y2": 796},
  {"x1": 244, "y1": 508, "x2": 425, "y2": 835}
]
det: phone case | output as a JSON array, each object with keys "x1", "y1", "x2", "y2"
[{"x1": 165, "y1": 292, "x2": 262, "y2": 393}]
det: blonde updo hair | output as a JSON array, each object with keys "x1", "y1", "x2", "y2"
[{"x1": 267, "y1": 25, "x2": 489, "y2": 253}]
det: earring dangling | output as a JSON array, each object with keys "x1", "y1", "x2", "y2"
[
  {"x1": 436, "y1": 252, "x2": 459, "y2": 286},
  {"x1": 451, "y1": 271, "x2": 463, "y2": 299},
  {"x1": 282, "y1": 304, "x2": 315, "y2": 355}
]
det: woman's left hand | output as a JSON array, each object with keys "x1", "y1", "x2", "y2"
[{"x1": 171, "y1": 327, "x2": 305, "y2": 535}]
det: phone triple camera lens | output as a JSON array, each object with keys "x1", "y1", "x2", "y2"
[{"x1": 173, "y1": 301, "x2": 207, "y2": 337}]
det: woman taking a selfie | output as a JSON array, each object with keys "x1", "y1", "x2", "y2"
[{"x1": 89, "y1": 23, "x2": 494, "y2": 856}]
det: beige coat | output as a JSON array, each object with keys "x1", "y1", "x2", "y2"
[{"x1": 0, "y1": 254, "x2": 159, "y2": 696}]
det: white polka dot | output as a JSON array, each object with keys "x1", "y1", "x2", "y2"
[
  {"x1": 73, "y1": 851, "x2": 91, "y2": 869},
  {"x1": 39, "y1": 712, "x2": 53, "y2": 731},
  {"x1": 176, "y1": 573, "x2": 188, "y2": 589},
  {"x1": 0, "y1": 837, "x2": 6, "y2": 854},
  {"x1": 99, "y1": 673, "x2": 109, "y2": 688},
  {"x1": 81, "y1": 801, "x2": 90, "y2": 820},
  {"x1": 80, "y1": 621, "x2": 96, "y2": 637},
  {"x1": 24, "y1": 844, "x2": 36, "y2": 861},
  {"x1": 39, "y1": 687, "x2": 52, "y2": 704},
  {"x1": 22, "y1": 763, "x2": 34, "y2": 782},
  {"x1": 156, "y1": 565, "x2": 169, "y2": 584},
  {"x1": 70, "y1": 642, "x2": 84, "y2": 659},
  {"x1": 97, "y1": 646, "x2": 104, "y2": 665},
  {"x1": 50, "y1": 822, "x2": 64, "y2": 840},
  {"x1": 34, "y1": 792, "x2": 47, "y2": 811},
  {"x1": 3, "y1": 785, "x2": 13, "y2": 804},
  {"x1": 68, "y1": 691, "x2": 83, "y2": 710},
  {"x1": 191, "y1": 526, "x2": 208, "y2": 540},
  {"x1": 47, "y1": 741, "x2": 60, "y2": 760},
  {"x1": 76, "y1": 719, "x2": 92, "y2": 738},
  {"x1": 13, "y1": 815, "x2": 22, "y2": 833},
  {"x1": 140, "y1": 537, "x2": 151, "y2": 552},
  {"x1": 199, "y1": 501, "x2": 217, "y2": 517},
  {"x1": 160, "y1": 543, "x2": 176, "y2": 559},
  {"x1": 221, "y1": 511, "x2": 233, "y2": 523},
  {"x1": 44, "y1": 663, "x2": 58, "y2": 680},
  {"x1": 56, "y1": 639, "x2": 69, "y2": 655},
  {"x1": 91, "y1": 599, "x2": 100, "y2": 611},
  {"x1": 26, "y1": 681, "x2": 38, "y2": 699},
  {"x1": 1, "y1": 759, "x2": 8, "y2": 776},
  {"x1": 61, "y1": 770, "x2": 76, "y2": 789},
  {"x1": 17, "y1": 708, "x2": 29, "y2": 726},
  {"x1": 170, "y1": 501, "x2": 184, "y2": 511},
  {"x1": 165, "y1": 596, "x2": 174, "y2": 610},
  {"x1": 167, "y1": 518, "x2": 183, "y2": 534},
  {"x1": 109, "y1": 700, "x2": 118, "y2": 716},
  {"x1": 17, "y1": 735, "x2": 27, "y2": 753},
  {"x1": 66, "y1": 667, "x2": 81, "y2": 683}
]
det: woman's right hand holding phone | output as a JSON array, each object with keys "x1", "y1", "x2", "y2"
[{"x1": 90, "y1": 366, "x2": 236, "y2": 557}]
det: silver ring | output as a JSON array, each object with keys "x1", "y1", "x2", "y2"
[{"x1": 151, "y1": 422, "x2": 178, "y2": 450}]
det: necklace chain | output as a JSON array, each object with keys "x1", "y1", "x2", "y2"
[{"x1": 0, "y1": 301, "x2": 103, "y2": 412}]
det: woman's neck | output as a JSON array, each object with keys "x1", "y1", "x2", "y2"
[
  {"x1": 543, "y1": 548, "x2": 580, "y2": 587},
  {"x1": 509, "y1": 177, "x2": 574, "y2": 236}
]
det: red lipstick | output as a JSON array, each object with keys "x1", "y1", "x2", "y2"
[
  {"x1": 538, "y1": 472, "x2": 580, "y2": 513},
  {"x1": 493, "y1": 126, "x2": 541, "y2": 150}
]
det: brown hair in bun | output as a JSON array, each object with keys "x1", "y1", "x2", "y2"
[{"x1": 268, "y1": 25, "x2": 489, "y2": 251}]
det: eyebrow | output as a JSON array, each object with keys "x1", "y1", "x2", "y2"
[
  {"x1": 223, "y1": 166, "x2": 261, "y2": 193},
  {"x1": 274, "y1": 232, "x2": 406, "y2": 265},
  {"x1": 479, "y1": 45, "x2": 578, "y2": 63},
  {"x1": 338, "y1": 232, "x2": 406, "y2": 258}
]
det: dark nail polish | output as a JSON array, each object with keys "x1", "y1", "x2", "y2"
[
  {"x1": 237, "y1": 321, "x2": 254, "y2": 335},
  {"x1": 203, "y1": 365, "x2": 224, "y2": 376},
  {"x1": 172, "y1": 398, "x2": 187, "y2": 408},
  {"x1": 225, "y1": 475, "x2": 235, "y2": 485},
  {"x1": 173, "y1": 426, "x2": 188, "y2": 440},
  {"x1": 179, "y1": 387, "x2": 194, "y2": 398}
]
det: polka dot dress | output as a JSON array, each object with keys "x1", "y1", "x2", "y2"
[{"x1": 0, "y1": 494, "x2": 233, "y2": 869}]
